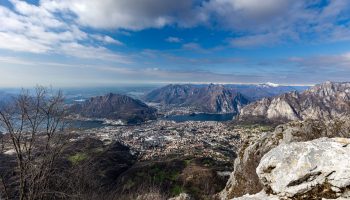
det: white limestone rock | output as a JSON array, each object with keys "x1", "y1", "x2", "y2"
[
  {"x1": 239, "y1": 81, "x2": 350, "y2": 122},
  {"x1": 257, "y1": 137, "x2": 350, "y2": 199},
  {"x1": 3, "y1": 149, "x2": 16, "y2": 155},
  {"x1": 220, "y1": 119, "x2": 350, "y2": 200},
  {"x1": 230, "y1": 191, "x2": 279, "y2": 200},
  {"x1": 168, "y1": 193, "x2": 192, "y2": 200},
  {"x1": 266, "y1": 97, "x2": 299, "y2": 120}
]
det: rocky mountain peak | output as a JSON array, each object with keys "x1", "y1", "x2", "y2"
[
  {"x1": 144, "y1": 84, "x2": 250, "y2": 113},
  {"x1": 239, "y1": 81, "x2": 350, "y2": 122},
  {"x1": 307, "y1": 81, "x2": 350, "y2": 96}
]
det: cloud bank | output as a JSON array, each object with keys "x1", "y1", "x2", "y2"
[{"x1": 0, "y1": 0, "x2": 350, "y2": 86}]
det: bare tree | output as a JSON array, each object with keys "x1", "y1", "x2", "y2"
[{"x1": 0, "y1": 86, "x2": 70, "y2": 200}]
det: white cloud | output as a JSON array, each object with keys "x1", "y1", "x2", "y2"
[
  {"x1": 0, "y1": 32, "x2": 50, "y2": 53},
  {"x1": 288, "y1": 52, "x2": 350, "y2": 69},
  {"x1": 40, "y1": 0, "x2": 199, "y2": 30},
  {"x1": 10, "y1": 0, "x2": 66, "y2": 28},
  {"x1": 102, "y1": 36, "x2": 123, "y2": 45},
  {"x1": 230, "y1": 34, "x2": 278, "y2": 47},
  {"x1": 166, "y1": 37, "x2": 182, "y2": 43},
  {"x1": 343, "y1": 52, "x2": 350, "y2": 60},
  {"x1": 0, "y1": 55, "x2": 265, "y2": 86},
  {"x1": 0, "y1": 0, "x2": 349, "y2": 62},
  {"x1": 37, "y1": 0, "x2": 350, "y2": 47},
  {"x1": 217, "y1": 0, "x2": 350, "y2": 46},
  {"x1": 59, "y1": 42, "x2": 130, "y2": 63},
  {"x1": 0, "y1": 0, "x2": 128, "y2": 63},
  {"x1": 91, "y1": 35, "x2": 123, "y2": 45},
  {"x1": 200, "y1": 0, "x2": 298, "y2": 32},
  {"x1": 182, "y1": 42, "x2": 201, "y2": 50},
  {"x1": 229, "y1": 29, "x2": 298, "y2": 47}
]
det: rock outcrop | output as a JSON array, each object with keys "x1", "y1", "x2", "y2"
[
  {"x1": 239, "y1": 81, "x2": 350, "y2": 122},
  {"x1": 231, "y1": 191, "x2": 279, "y2": 200},
  {"x1": 69, "y1": 93, "x2": 157, "y2": 124},
  {"x1": 221, "y1": 118, "x2": 350, "y2": 199},
  {"x1": 232, "y1": 138, "x2": 350, "y2": 200},
  {"x1": 145, "y1": 83, "x2": 308, "y2": 109},
  {"x1": 229, "y1": 83, "x2": 308, "y2": 101},
  {"x1": 144, "y1": 84, "x2": 250, "y2": 113},
  {"x1": 168, "y1": 193, "x2": 193, "y2": 200}
]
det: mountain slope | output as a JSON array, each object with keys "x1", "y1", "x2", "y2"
[
  {"x1": 69, "y1": 93, "x2": 157, "y2": 124},
  {"x1": 226, "y1": 84, "x2": 308, "y2": 101},
  {"x1": 144, "y1": 84, "x2": 250, "y2": 113},
  {"x1": 239, "y1": 81, "x2": 350, "y2": 122}
]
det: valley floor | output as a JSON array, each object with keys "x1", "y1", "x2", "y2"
[{"x1": 76, "y1": 120, "x2": 271, "y2": 162}]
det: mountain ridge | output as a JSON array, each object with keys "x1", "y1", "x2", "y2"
[
  {"x1": 69, "y1": 93, "x2": 157, "y2": 124},
  {"x1": 239, "y1": 81, "x2": 350, "y2": 122},
  {"x1": 144, "y1": 83, "x2": 309, "y2": 114},
  {"x1": 144, "y1": 84, "x2": 250, "y2": 113}
]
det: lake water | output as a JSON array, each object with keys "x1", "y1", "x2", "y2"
[
  {"x1": 72, "y1": 113, "x2": 236, "y2": 129},
  {"x1": 163, "y1": 113, "x2": 236, "y2": 122},
  {"x1": 0, "y1": 120, "x2": 106, "y2": 133},
  {"x1": 0, "y1": 114, "x2": 236, "y2": 133}
]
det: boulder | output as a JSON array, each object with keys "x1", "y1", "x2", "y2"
[
  {"x1": 136, "y1": 193, "x2": 165, "y2": 200},
  {"x1": 221, "y1": 118, "x2": 350, "y2": 199},
  {"x1": 230, "y1": 191, "x2": 278, "y2": 200},
  {"x1": 231, "y1": 191, "x2": 350, "y2": 200},
  {"x1": 168, "y1": 193, "x2": 192, "y2": 200},
  {"x1": 230, "y1": 138, "x2": 350, "y2": 200},
  {"x1": 257, "y1": 137, "x2": 350, "y2": 199}
]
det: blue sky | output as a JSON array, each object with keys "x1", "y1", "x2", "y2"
[{"x1": 0, "y1": 0, "x2": 350, "y2": 87}]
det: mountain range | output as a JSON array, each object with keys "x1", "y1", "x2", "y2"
[
  {"x1": 225, "y1": 83, "x2": 308, "y2": 101},
  {"x1": 239, "y1": 81, "x2": 350, "y2": 122},
  {"x1": 144, "y1": 83, "x2": 308, "y2": 114},
  {"x1": 68, "y1": 81, "x2": 348, "y2": 124},
  {"x1": 144, "y1": 84, "x2": 250, "y2": 113}
]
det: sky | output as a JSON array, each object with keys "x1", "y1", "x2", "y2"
[{"x1": 0, "y1": 0, "x2": 350, "y2": 87}]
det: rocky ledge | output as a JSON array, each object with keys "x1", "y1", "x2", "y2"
[
  {"x1": 221, "y1": 118, "x2": 350, "y2": 199},
  {"x1": 232, "y1": 137, "x2": 350, "y2": 200}
]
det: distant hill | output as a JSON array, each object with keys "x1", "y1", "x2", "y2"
[
  {"x1": 69, "y1": 93, "x2": 157, "y2": 124},
  {"x1": 144, "y1": 83, "x2": 308, "y2": 113},
  {"x1": 144, "y1": 84, "x2": 250, "y2": 113},
  {"x1": 239, "y1": 81, "x2": 350, "y2": 122},
  {"x1": 0, "y1": 91, "x2": 17, "y2": 106},
  {"x1": 226, "y1": 83, "x2": 309, "y2": 101}
]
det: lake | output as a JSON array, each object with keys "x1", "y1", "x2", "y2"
[
  {"x1": 72, "y1": 113, "x2": 236, "y2": 129},
  {"x1": 0, "y1": 114, "x2": 236, "y2": 133},
  {"x1": 163, "y1": 113, "x2": 236, "y2": 122},
  {"x1": 0, "y1": 120, "x2": 106, "y2": 133}
]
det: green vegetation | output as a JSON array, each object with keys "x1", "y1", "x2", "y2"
[
  {"x1": 187, "y1": 186, "x2": 201, "y2": 196},
  {"x1": 149, "y1": 166, "x2": 180, "y2": 183},
  {"x1": 202, "y1": 158, "x2": 216, "y2": 167},
  {"x1": 171, "y1": 185, "x2": 184, "y2": 196},
  {"x1": 153, "y1": 169, "x2": 167, "y2": 183},
  {"x1": 92, "y1": 147, "x2": 104, "y2": 153},
  {"x1": 116, "y1": 157, "x2": 230, "y2": 199},
  {"x1": 124, "y1": 179, "x2": 135, "y2": 190},
  {"x1": 169, "y1": 171, "x2": 179, "y2": 181},
  {"x1": 184, "y1": 159, "x2": 192, "y2": 166},
  {"x1": 68, "y1": 152, "x2": 88, "y2": 165}
]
